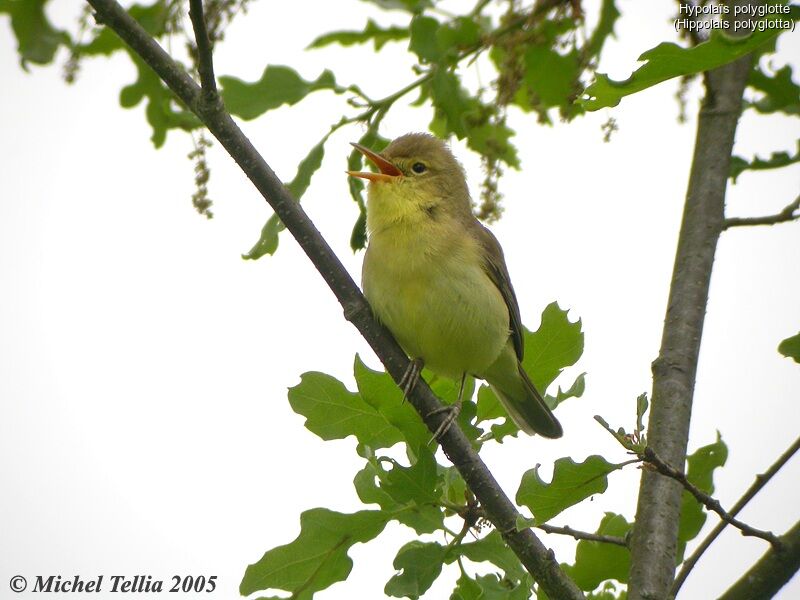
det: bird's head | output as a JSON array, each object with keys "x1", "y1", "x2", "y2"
[{"x1": 348, "y1": 133, "x2": 471, "y2": 231}]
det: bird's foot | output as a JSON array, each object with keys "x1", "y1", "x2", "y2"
[
  {"x1": 427, "y1": 400, "x2": 462, "y2": 443},
  {"x1": 399, "y1": 358, "x2": 424, "y2": 402}
]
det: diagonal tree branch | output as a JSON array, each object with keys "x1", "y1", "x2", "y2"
[
  {"x1": 627, "y1": 1, "x2": 759, "y2": 597},
  {"x1": 84, "y1": 0, "x2": 584, "y2": 597},
  {"x1": 671, "y1": 435, "x2": 800, "y2": 596},
  {"x1": 717, "y1": 519, "x2": 800, "y2": 600},
  {"x1": 723, "y1": 194, "x2": 800, "y2": 230},
  {"x1": 642, "y1": 447, "x2": 782, "y2": 547},
  {"x1": 188, "y1": 0, "x2": 217, "y2": 97}
]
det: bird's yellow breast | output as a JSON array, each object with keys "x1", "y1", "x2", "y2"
[{"x1": 362, "y1": 204, "x2": 510, "y2": 379}]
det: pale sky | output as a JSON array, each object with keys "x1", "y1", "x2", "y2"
[{"x1": 1, "y1": 1, "x2": 798, "y2": 599}]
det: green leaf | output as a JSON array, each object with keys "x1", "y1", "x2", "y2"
[
  {"x1": 385, "y1": 541, "x2": 447, "y2": 599},
  {"x1": 242, "y1": 213, "x2": 282, "y2": 260},
  {"x1": 348, "y1": 129, "x2": 389, "y2": 251},
  {"x1": 451, "y1": 573, "x2": 482, "y2": 600},
  {"x1": 586, "y1": 581, "x2": 628, "y2": 599},
  {"x1": 120, "y1": 52, "x2": 200, "y2": 147},
  {"x1": 564, "y1": 513, "x2": 632, "y2": 590},
  {"x1": 517, "y1": 456, "x2": 620, "y2": 523},
  {"x1": 96, "y1": 4, "x2": 198, "y2": 146},
  {"x1": 0, "y1": 0, "x2": 70, "y2": 68},
  {"x1": 382, "y1": 446, "x2": 440, "y2": 505},
  {"x1": 594, "y1": 414, "x2": 643, "y2": 453},
  {"x1": 427, "y1": 68, "x2": 520, "y2": 168},
  {"x1": 748, "y1": 64, "x2": 800, "y2": 115},
  {"x1": 582, "y1": 27, "x2": 785, "y2": 110},
  {"x1": 687, "y1": 432, "x2": 728, "y2": 489},
  {"x1": 354, "y1": 457, "x2": 444, "y2": 534},
  {"x1": 463, "y1": 120, "x2": 520, "y2": 169},
  {"x1": 288, "y1": 371, "x2": 405, "y2": 449},
  {"x1": 350, "y1": 211, "x2": 368, "y2": 251},
  {"x1": 436, "y1": 17, "x2": 481, "y2": 54},
  {"x1": 471, "y1": 574, "x2": 532, "y2": 599},
  {"x1": 428, "y1": 68, "x2": 475, "y2": 138},
  {"x1": 487, "y1": 418, "x2": 522, "y2": 443},
  {"x1": 550, "y1": 372, "x2": 587, "y2": 409},
  {"x1": 636, "y1": 393, "x2": 649, "y2": 434},
  {"x1": 584, "y1": 0, "x2": 621, "y2": 58},
  {"x1": 79, "y1": 2, "x2": 172, "y2": 57},
  {"x1": 476, "y1": 384, "x2": 505, "y2": 422},
  {"x1": 779, "y1": 332, "x2": 800, "y2": 362},
  {"x1": 286, "y1": 138, "x2": 327, "y2": 200},
  {"x1": 240, "y1": 508, "x2": 389, "y2": 598},
  {"x1": 522, "y1": 302, "x2": 584, "y2": 393},
  {"x1": 309, "y1": 19, "x2": 409, "y2": 50},
  {"x1": 354, "y1": 461, "x2": 398, "y2": 508},
  {"x1": 447, "y1": 530, "x2": 526, "y2": 583},
  {"x1": 409, "y1": 15, "x2": 442, "y2": 63},
  {"x1": 221, "y1": 65, "x2": 342, "y2": 120},
  {"x1": 353, "y1": 356, "x2": 431, "y2": 450},
  {"x1": 730, "y1": 140, "x2": 800, "y2": 181},
  {"x1": 410, "y1": 14, "x2": 482, "y2": 66},
  {"x1": 677, "y1": 434, "x2": 728, "y2": 553},
  {"x1": 394, "y1": 502, "x2": 445, "y2": 535},
  {"x1": 521, "y1": 46, "x2": 580, "y2": 109},
  {"x1": 440, "y1": 465, "x2": 467, "y2": 507},
  {"x1": 242, "y1": 138, "x2": 328, "y2": 259}
]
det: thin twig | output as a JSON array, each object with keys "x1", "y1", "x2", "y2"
[
  {"x1": 468, "y1": 0, "x2": 492, "y2": 19},
  {"x1": 723, "y1": 195, "x2": 800, "y2": 230},
  {"x1": 83, "y1": 1, "x2": 584, "y2": 597},
  {"x1": 536, "y1": 523, "x2": 628, "y2": 547},
  {"x1": 188, "y1": 0, "x2": 217, "y2": 97},
  {"x1": 671, "y1": 435, "x2": 800, "y2": 597},
  {"x1": 642, "y1": 447, "x2": 783, "y2": 548}
]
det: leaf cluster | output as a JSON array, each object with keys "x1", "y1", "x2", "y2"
[
  {"x1": 242, "y1": 300, "x2": 738, "y2": 598},
  {"x1": 242, "y1": 303, "x2": 591, "y2": 598},
  {"x1": 8, "y1": 0, "x2": 797, "y2": 253}
]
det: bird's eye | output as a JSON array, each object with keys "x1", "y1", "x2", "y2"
[{"x1": 411, "y1": 162, "x2": 427, "y2": 174}]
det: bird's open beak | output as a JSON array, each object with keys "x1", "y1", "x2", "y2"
[{"x1": 347, "y1": 142, "x2": 402, "y2": 182}]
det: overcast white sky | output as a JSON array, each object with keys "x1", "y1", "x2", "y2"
[{"x1": 1, "y1": 1, "x2": 798, "y2": 599}]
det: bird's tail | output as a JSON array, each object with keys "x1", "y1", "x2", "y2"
[{"x1": 484, "y1": 345, "x2": 563, "y2": 438}]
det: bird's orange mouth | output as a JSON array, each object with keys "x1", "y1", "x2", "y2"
[{"x1": 347, "y1": 142, "x2": 402, "y2": 182}]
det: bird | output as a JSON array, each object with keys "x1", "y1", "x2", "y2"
[{"x1": 347, "y1": 132, "x2": 562, "y2": 439}]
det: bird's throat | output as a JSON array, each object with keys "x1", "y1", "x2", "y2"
[{"x1": 365, "y1": 181, "x2": 435, "y2": 235}]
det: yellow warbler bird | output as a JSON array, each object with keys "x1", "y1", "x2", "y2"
[{"x1": 348, "y1": 133, "x2": 562, "y2": 439}]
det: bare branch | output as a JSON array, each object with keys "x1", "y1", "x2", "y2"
[
  {"x1": 723, "y1": 195, "x2": 800, "y2": 230},
  {"x1": 717, "y1": 520, "x2": 800, "y2": 600},
  {"x1": 642, "y1": 447, "x2": 782, "y2": 548},
  {"x1": 536, "y1": 523, "x2": 628, "y2": 547},
  {"x1": 188, "y1": 0, "x2": 217, "y2": 98},
  {"x1": 83, "y1": 1, "x2": 584, "y2": 597},
  {"x1": 671, "y1": 435, "x2": 800, "y2": 596}
]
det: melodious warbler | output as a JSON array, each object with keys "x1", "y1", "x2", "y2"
[{"x1": 349, "y1": 133, "x2": 562, "y2": 439}]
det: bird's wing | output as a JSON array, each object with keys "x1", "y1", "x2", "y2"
[{"x1": 474, "y1": 224, "x2": 525, "y2": 361}]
